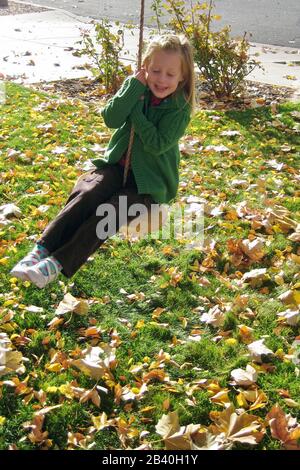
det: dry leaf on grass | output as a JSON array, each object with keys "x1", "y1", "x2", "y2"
[
  {"x1": 238, "y1": 325, "x2": 254, "y2": 344},
  {"x1": 0, "y1": 203, "x2": 22, "y2": 227},
  {"x1": 242, "y1": 268, "x2": 268, "y2": 286},
  {"x1": 156, "y1": 412, "x2": 180, "y2": 439},
  {"x1": 278, "y1": 289, "x2": 300, "y2": 307},
  {"x1": 240, "y1": 238, "x2": 265, "y2": 262},
  {"x1": 155, "y1": 412, "x2": 202, "y2": 450},
  {"x1": 156, "y1": 404, "x2": 265, "y2": 450},
  {"x1": 277, "y1": 308, "x2": 300, "y2": 326},
  {"x1": 71, "y1": 345, "x2": 116, "y2": 380},
  {"x1": 23, "y1": 414, "x2": 50, "y2": 446},
  {"x1": 209, "y1": 404, "x2": 265, "y2": 446},
  {"x1": 230, "y1": 364, "x2": 258, "y2": 387},
  {"x1": 210, "y1": 389, "x2": 231, "y2": 407},
  {"x1": 247, "y1": 339, "x2": 274, "y2": 363},
  {"x1": 266, "y1": 404, "x2": 300, "y2": 450},
  {"x1": 266, "y1": 207, "x2": 298, "y2": 233},
  {"x1": 220, "y1": 130, "x2": 241, "y2": 137},
  {"x1": 205, "y1": 145, "x2": 230, "y2": 152},
  {"x1": 288, "y1": 226, "x2": 300, "y2": 242},
  {"x1": 0, "y1": 333, "x2": 26, "y2": 377},
  {"x1": 55, "y1": 293, "x2": 89, "y2": 316},
  {"x1": 200, "y1": 305, "x2": 225, "y2": 327},
  {"x1": 236, "y1": 389, "x2": 268, "y2": 411}
]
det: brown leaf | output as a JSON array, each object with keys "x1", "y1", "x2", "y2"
[
  {"x1": 209, "y1": 404, "x2": 265, "y2": 445},
  {"x1": 266, "y1": 405, "x2": 291, "y2": 443},
  {"x1": 240, "y1": 238, "x2": 265, "y2": 262},
  {"x1": 143, "y1": 369, "x2": 167, "y2": 383},
  {"x1": 23, "y1": 415, "x2": 49, "y2": 445},
  {"x1": 156, "y1": 412, "x2": 202, "y2": 450}
]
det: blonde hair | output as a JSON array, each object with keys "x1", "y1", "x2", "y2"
[{"x1": 142, "y1": 34, "x2": 195, "y2": 112}]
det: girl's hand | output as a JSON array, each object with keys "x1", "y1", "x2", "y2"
[{"x1": 134, "y1": 68, "x2": 147, "y2": 86}]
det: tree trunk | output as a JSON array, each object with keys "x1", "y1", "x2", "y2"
[{"x1": 0, "y1": 0, "x2": 8, "y2": 7}]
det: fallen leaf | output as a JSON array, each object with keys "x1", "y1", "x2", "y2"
[
  {"x1": 200, "y1": 305, "x2": 225, "y2": 327},
  {"x1": 230, "y1": 364, "x2": 257, "y2": 387},
  {"x1": 156, "y1": 411, "x2": 180, "y2": 439},
  {"x1": 277, "y1": 308, "x2": 300, "y2": 326},
  {"x1": 0, "y1": 203, "x2": 22, "y2": 227},
  {"x1": 242, "y1": 268, "x2": 268, "y2": 286},
  {"x1": 240, "y1": 238, "x2": 265, "y2": 262},
  {"x1": 71, "y1": 345, "x2": 115, "y2": 380},
  {"x1": 248, "y1": 339, "x2": 274, "y2": 363},
  {"x1": 0, "y1": 333, "x2": 26, "y2": 377},
  {"x1": 55, "y1": 293, "x2": 89, "y2": 316},
  {"x1": 209, "y1": 404, "x2": 265, "y2": 446},
  {"x1": 266, "y1": 404, "x2": 300, "y2": 450}
]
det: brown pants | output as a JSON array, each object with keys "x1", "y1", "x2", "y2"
[{"x1": 38, "y1": 164, "x2": 153, "y2": 278}]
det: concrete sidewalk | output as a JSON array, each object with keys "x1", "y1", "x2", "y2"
[{"x1": 1, "y1": 9, "x2": 300, "y2": 99}]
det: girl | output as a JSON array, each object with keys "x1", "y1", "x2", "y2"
[{"x1": 10, "y1": 34, "x2": 195, "y2": 288}]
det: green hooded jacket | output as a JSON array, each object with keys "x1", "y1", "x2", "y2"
[{"x1": 91, "y1": 76, "x2": 191, "y2": 203}]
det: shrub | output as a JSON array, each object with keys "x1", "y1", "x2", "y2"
[
  {"x1": 152, "y1": 0, "x2": 261, "y2": 98},
  {"x1": 76, "y1": 19, "x2": 132, "y2": 95}
]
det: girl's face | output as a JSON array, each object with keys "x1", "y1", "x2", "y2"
[{"x1": 145, "y1": 49, "x2": 184, "y2": 99}]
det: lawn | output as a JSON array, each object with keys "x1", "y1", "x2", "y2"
[{"x1": 0, "y1": 82, "x2": 299, "y2": 450}]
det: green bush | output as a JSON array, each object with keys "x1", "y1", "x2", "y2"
[
  {"x1": 152, "y1": 0, "x2": 261, "y2": 98},
  {"x1": 76, "y1": 19, "x2": 132, "y2": 94}
]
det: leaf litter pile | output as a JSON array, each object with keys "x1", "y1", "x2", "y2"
[{"x1": 0, "y1": 82, "x2": 299, "y2": 450}]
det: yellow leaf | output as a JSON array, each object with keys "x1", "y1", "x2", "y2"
[
  {"x1": 0, "y1": 416, "x2": 6, "y2": 426},
  {"x1": 249, "y1": 390, "x2": 268, "y2": 411},
  {"x1": 206, "y1": 383, "x2": 221, "y2": 395},
  {"x1": 210, "y1": 389, "x2": 231, "y2": 407},
  {"x1": 236, "y1": 392, "x2": 249, "y2": 409},
  {"x1": 225, "y1": 338, "x2": 238, "y2": 346},
  {"x1": 46, "y1": 363, "x2": 63, "y2": 373},
  {"x1": 294, "y1": 291, "x2": 300, "y2": 305},
  {"x1": 274, "y1": 274, "x2": 285, "y2": 286},
  {"x1": 141, "y1": 406, "x2": 156, "y2": 414},
  {"x1": 135, "y1": 320, "x2": 145, "y2": 329},
  {"x1": 152, "y1": 307, "x2": 165, "y2": 319},
  {"x1": 210, "y1": 404, "x2": 265, "y2": 445},
  {"x1": 284, "y1": 75, "x2": 297, "y2": 80},
  {"x1": 0, "y1": 323, "x2": 16, "y2": 332},
  {"x1": 91, "y1": 412, "x2": 109, "y2": 431},
  {"x1": 59, "y1": 383, "x2": 75, "y2": 399},
  {"x1": 238, "y1": 325, "x2": 254, "y2": 344},
  {"x1": 291, "y1": 254, "x2": 300, "y2": 265}
]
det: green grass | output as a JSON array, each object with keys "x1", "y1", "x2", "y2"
[{"x1": 0, "y1": 82, "x2": 299, "y2": 450}]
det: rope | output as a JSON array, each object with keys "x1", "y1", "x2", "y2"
[{"x1": 123, "y1": 0, "x2": 145, "y2": 186}]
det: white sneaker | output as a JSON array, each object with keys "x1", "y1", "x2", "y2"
[
  {"x1": 26, "y1": 258, "x2": 61, "y2": 289},
  {"x1": 10, "y1": 254, "x2": 40, "y2": 281}
]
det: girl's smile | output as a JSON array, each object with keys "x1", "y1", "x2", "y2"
[{"x1": 145, "y1": 49, "x2": 184, "y2": 99}]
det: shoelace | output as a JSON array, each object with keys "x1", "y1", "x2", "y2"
[{"x1": 38, "y1": 257, "x2": 60, "y2": 277}]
